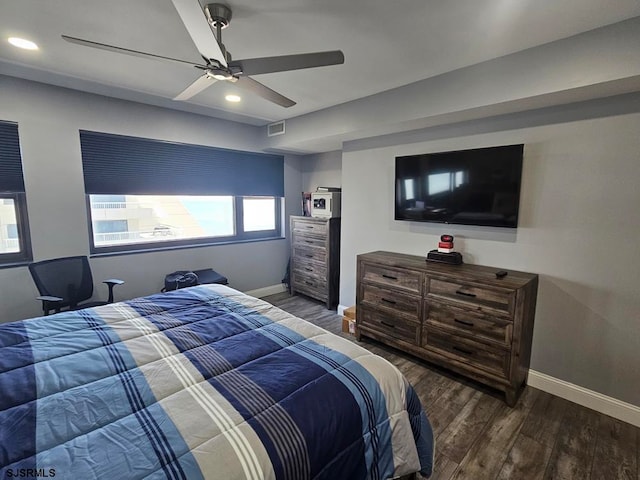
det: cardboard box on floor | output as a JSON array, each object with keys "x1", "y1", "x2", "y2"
[{"x1": 342, "y1": 306, "x2": 356, "y2": 335}]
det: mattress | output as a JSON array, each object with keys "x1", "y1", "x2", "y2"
[{"x1": 0, "y1": 284, "x2": 434, "y2": 479}]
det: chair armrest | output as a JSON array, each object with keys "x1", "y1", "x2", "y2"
[
  {"x1": 37, "y1": 295, "x2": 64, "y2": 303},
  {"x1": 103, "y1": 279, "x2": 124, "y2": 303},
  {"x1": 36, "y1": 295, "x2": 63, "y2": 316}
]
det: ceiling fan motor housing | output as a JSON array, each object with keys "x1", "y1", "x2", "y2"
[{"x1": 205, "y1": 3, "x2": 232, "y2": 28}]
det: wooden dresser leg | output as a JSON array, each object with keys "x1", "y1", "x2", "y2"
[{"x1": 505, "y1": 388, "x2": 519, "y2": 407}]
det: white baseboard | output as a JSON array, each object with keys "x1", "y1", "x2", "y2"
[
  {"x1": 528, "y1": 370, "x2": 640, "y2": 427},
  {"x1": 244, "y1": 284, "x2": 287, "y2": 298}
]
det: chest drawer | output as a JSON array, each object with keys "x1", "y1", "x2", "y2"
[
  {"x1": 292, "y1": 260, "x2": 327, "y2": 280},
  {"x1": 291, "y1": 218, "x2": 327, "y2": 236},
  {"x1": 359, "y1": 307, "x2": 421, "y2": 345},
  {"x1": 361, "y1": 263, "x2": 422, "y2": 294},
  {"x1": 425, "y1": 301, "x2": 512, "y2": 347},
  {"x1": 291, "y1": 272, "x2": 327, "y2": 298},
  {"x1": 360, "y1": 284, "x2": 420, "y2": 320},
  {"x1": 428, "y1": 278, "x2": 515, "y2": 315},
  {"x1": 293, "y1": 246, "x2": 327, "y2": 264},
  {"x1": 293, "y1": 234, "x2": 326, "y2": 249},
  {"x1": 423, "y1": 329, "x2": 510, "y2": 379}
]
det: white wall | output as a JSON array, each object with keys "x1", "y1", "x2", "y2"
[
  {"x1": 0, "y1": 76, "x2": 302, "y2": 322},
  {"x1": 301, "y1": 150, "x2": 342, "y2": 193},
  {"x1": 340, "y1": 107, "x2": 640, "y2": 406}
]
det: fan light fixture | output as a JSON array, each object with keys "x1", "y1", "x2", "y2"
[
  {"x1": 206, "y1": 69, "x2": 233, "y2": 81},
  {"x1": 8, "y1": 37, "x2": 39, "y2": 50},
  {"x1": 211, "y1": 72, "x2": 230, "y2": 81},
  {"x1": 225, "y1": 94, "x2": 241, "y2": 103}
]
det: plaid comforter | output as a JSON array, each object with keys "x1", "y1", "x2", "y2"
[{"x1": 0, "y1": 285, "x2": 434, "y2": 479}]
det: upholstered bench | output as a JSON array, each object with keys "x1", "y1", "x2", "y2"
[{"x1": 193, "y1": 268, "x2": 228, "y2": 285}]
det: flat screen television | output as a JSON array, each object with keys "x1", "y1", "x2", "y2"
[{"x1": 395, "y1": 144, "x2": 524, "y2": 228}]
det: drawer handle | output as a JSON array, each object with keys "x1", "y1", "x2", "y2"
[
  {"x1": 382, "y1": 274, "x2": 398, "y2": 280},
  {"x1": 305, "y1": 281, "x2": 313, "y2": 286},
  {"x1": 305, "y1": 254, "x2": 313, "y2": 258},
  {"x1": 453, "y1": 346, "x2": 475, "y2": 356},
  {"x1": 381, "y1": 298, "x2": 397, "y2": 305},
  {"x1": 305, "y1": 226, "x2": 314, "y2": 229},
  {"x1": 305, "y1": 267, "x2": 313, "y2": 272},
  {"x1": 454, "y1": 318, "x2": 474, "y2": 327},
  {"x1": 380, "y1": 321, "x2": 396, "y2": 329},
  {"x1": 455, "y1": 289, "x2": 477, "y2": 298},
  {"x1": 304, "y1": 240, "x2": 313, "y2": 243}
]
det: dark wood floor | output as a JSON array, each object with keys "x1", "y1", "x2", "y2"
[{"x1": 263, "y1": 292, "x2": 639, "y2": 480}]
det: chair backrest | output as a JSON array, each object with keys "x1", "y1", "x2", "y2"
[{"x1": 28, "y1": 256, "x2": 94, "y2": 309}]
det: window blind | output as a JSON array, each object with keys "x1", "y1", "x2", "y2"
[
  {"x1": 0, "y1": 121, "x2": 25, "y2": 193},
  {"x1": 80, "y1": 131, "x2": 284, "y2": 197}
]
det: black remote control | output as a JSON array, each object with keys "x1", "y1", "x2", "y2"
[{"x1": 496, "y1": 270, "x2": 508, "y2": 279}]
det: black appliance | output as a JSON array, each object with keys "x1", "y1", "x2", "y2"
[{"x1": 395, "y1": 144, "x2": 524, "y2": 228}]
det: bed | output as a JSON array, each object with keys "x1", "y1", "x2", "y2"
[{"x1": 0, "y1": 284, "x2": 434, "y2": 479}]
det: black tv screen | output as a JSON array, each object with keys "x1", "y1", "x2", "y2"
[{"x1": 395, "y1": 144, "x2": 524, "y2": 228}]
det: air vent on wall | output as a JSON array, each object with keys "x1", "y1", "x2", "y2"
[{"x1": 267, "y1": 120, "x2": 286, "y2": 137}]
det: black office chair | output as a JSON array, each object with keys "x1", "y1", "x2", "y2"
[{"x1": 28, "y1": 256, "x2": 124, "y2": 316}]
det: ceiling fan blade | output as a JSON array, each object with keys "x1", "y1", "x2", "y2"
[
  {"x1": 61, "y1": 35, "x2": 203, "y2": 68},
  {"x1": 174, "y1": 75, "x2": 218, "y2": 101},
  {"x1": 236, "y1": 76, "x2": 296, "y2": 108},
  {"x1": 229, "y1": 50, "x2": 344, "y2": 76},
  {"x1": 170, "y1": 0, "x2": 227, "y2": 66}
]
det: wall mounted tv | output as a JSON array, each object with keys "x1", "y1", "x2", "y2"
[{"x1": 395, "y1": 144, "x2": 524, "y2": 228}]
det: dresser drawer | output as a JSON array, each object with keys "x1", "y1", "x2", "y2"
[
  {"x1": 291, "y1": 218, "x2": 327, "y2": 236},
  {"x1": 361, "y1": 263, "x2": 422, "y2": 294},
  {"x1": 423, "y1": 329, "x2": 510, "y2": 379},
  {"x1": 292, "y1": 273, "x2": 327, "y2": 299},
  {"x1": 359, "y1": 307, "x2": 421, "y2": 345},
  {"x1": 292, "y1": 260, "x2": 327, "y2": 280},
  {"x1": 428, "y1": 278, "x2": 515, "y2": 315},
  {"x1": 293, "y1": 246, "x2": 327, "y2": 264},
  {"x1": 293, "y1": 234, "x2": 326, "y2": 249},
  {"x1": 425, "y1": 301, "x2": 512, "y2": 347},
  {"x1": 360, "y1": 284, "x2": 420, "y2": 320}
]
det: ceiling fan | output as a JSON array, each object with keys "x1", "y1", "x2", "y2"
[{"x1": 62, "y1": 0, "x2": 344, "y2": 107}]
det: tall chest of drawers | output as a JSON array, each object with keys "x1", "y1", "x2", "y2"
[
  {"x1": 356, "y1": 251, "x2": 538, "y2": 406},
  {"x1": 290, "y1": 216, "x2": 341, "y2": 309}
]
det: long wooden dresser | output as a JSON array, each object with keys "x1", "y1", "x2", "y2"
[
  {"x1": 290, "y1": 216, "x2": 341, "y2": 309},
  {"x1": 356, "y1": 251, "x2": 538, "y2": 406}
]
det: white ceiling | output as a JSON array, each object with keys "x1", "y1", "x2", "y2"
[{"x1": 2, "y1": 0, "x2": 640, "y2": 126}]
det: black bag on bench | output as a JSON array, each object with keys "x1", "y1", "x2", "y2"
[{"x1": 162, "y1": 271, "x2": 199, "y2": 292}]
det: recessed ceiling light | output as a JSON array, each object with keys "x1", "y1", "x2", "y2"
[
  {"x1": 225, "y1": 94, "x2": 241, "y2": 103},
  {"x1": 8, "y1": 37, "x2": 39, "y2": 50}
]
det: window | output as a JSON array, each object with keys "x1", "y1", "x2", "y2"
[
  {"x1": 88, "y1": 194, "x2": 280, "y2": 250},
  {"x1": 94, "y1": 220, "x2": 129, "y2": 234},
  {"x1": 243, "y1": 197, "x2": 276, "y2": 232},
  {"x1": 1, "y1": 200, "x2": 19, "y2": 253},
  {"x1": 91, "y1": 194, "x2": 127, "y2": 209},
  {"x1": 80, "y1": 131, "x2": 284, "y2": 253},
  {"x1": 0, "y1": 121, "x2": 32, "y2": 266},
  {"x1": 403, "y1": 179, "x2": 415, "y2": 200},
  {"x1": 427, "y1": 170, "x2": 467, "y2": 195},
  {"x1": 6, "y1": 223, "x2": 18, "y2": 239}
]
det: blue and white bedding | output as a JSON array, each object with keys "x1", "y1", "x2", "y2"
[{"x1": 0, "y1": 284, "x2": 434, "y2": 479}]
